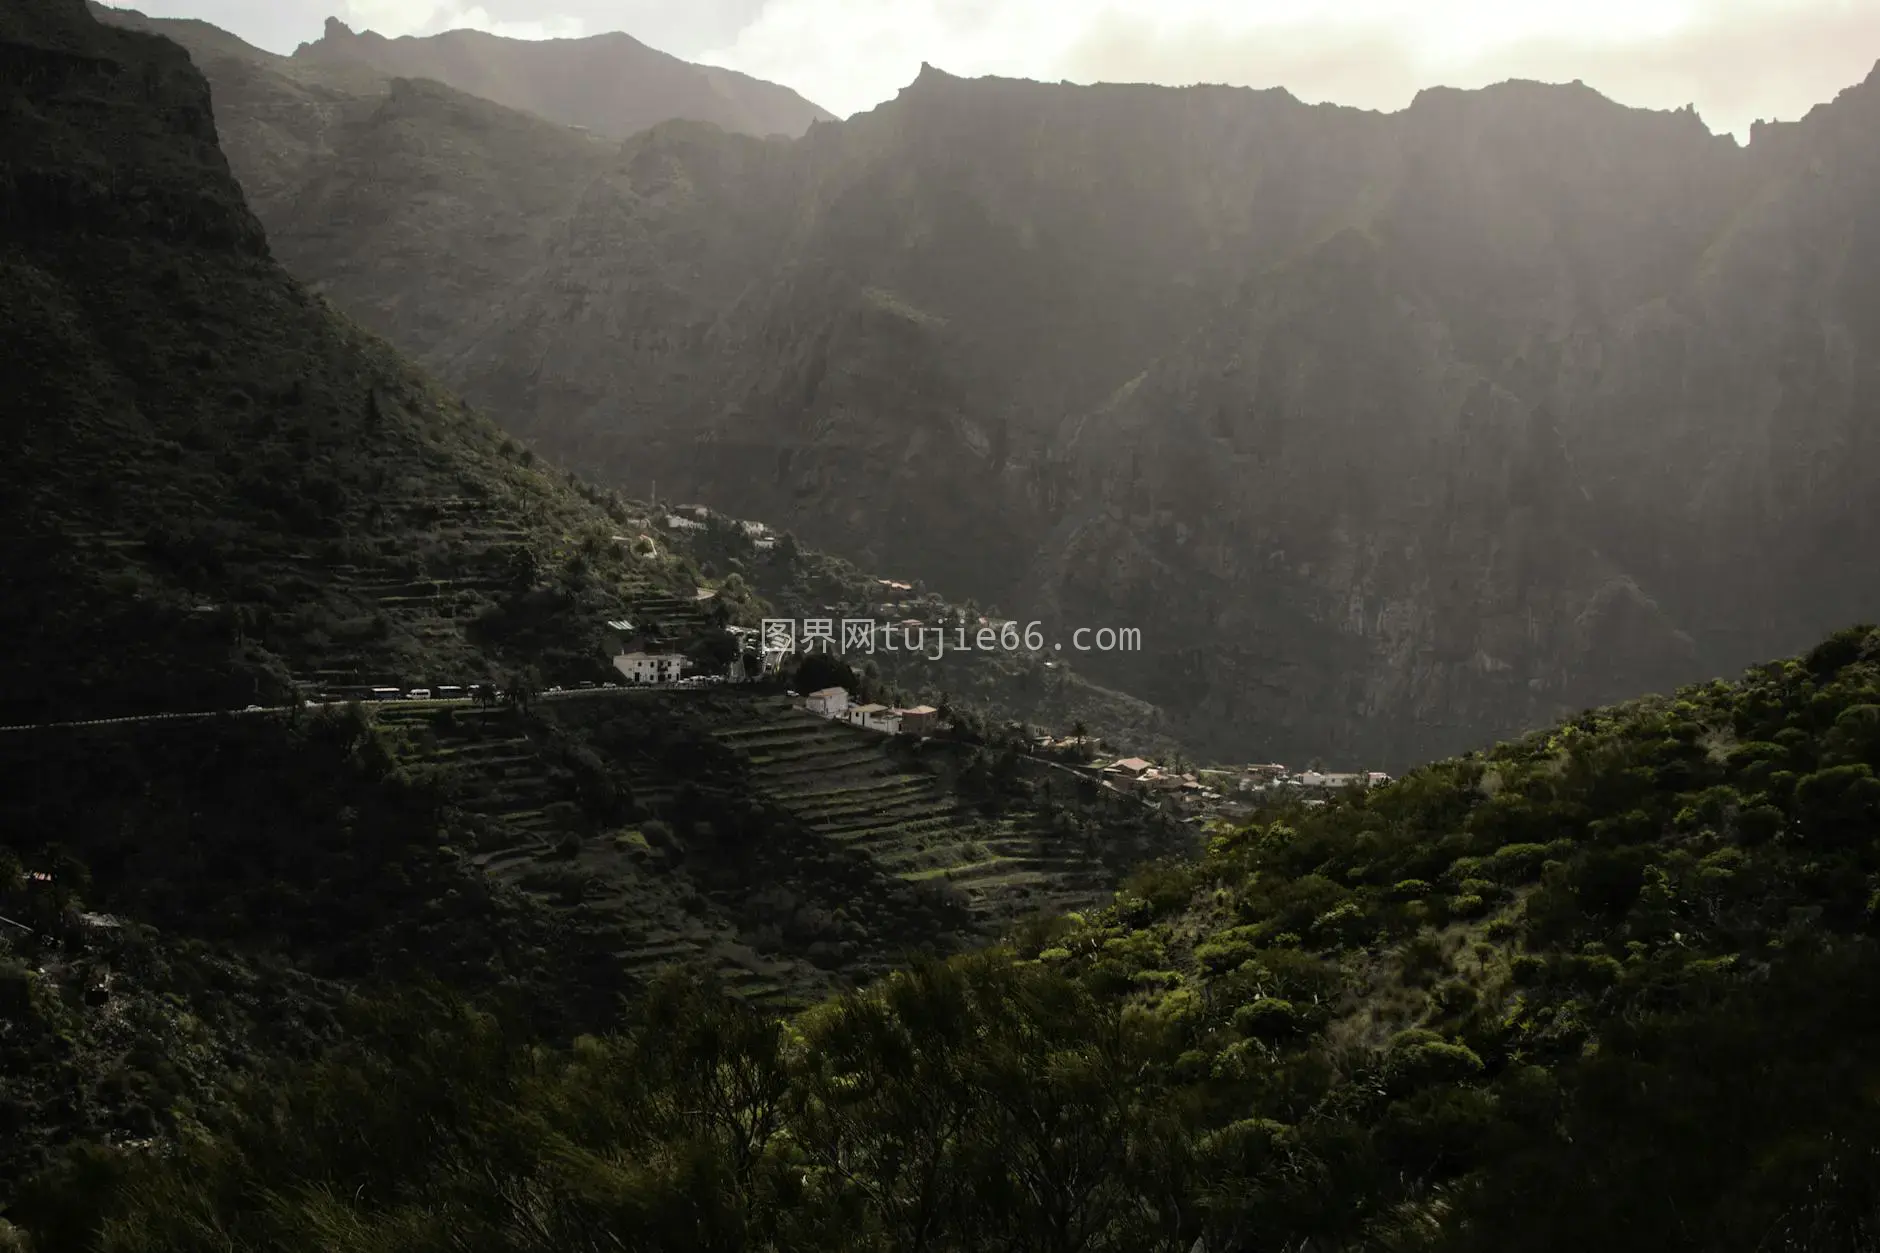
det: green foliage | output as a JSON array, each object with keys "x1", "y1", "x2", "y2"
[{"x1": 20, "y1": 625, "x2": 1879, "y2": 1250}]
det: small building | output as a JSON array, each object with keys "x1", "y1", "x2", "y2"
[
  {"x1": 663, "y1": 514, "x2": 704, "y2": 532},
  {"x1": 614, "y1": 652, "x2": 684, "y2": 685},
  {"x1": 1367, "y1": 771, "x2": 1393, "y2": 787},
  {"x1": 1111, "y1": 757, "x2": 1154, "y2": 778},
  {"x1": 804, "y1": 686, "x2": 850, "y2": 717},
  {"x1": 896, "y1": 705, "x2": 940, "y2": 735},
  {"x1": 847, "y1": 703, "x2": 898, "y2": 733},
  {"x1": 1243, "y1": 763, "x2": 1288, "y2": 781}
]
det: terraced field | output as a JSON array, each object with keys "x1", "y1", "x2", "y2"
[
  {"x1": 711, "y1": 698, "x2": 1120, "y2": 932},
  {"x1": 244, "y1": 490, "x2": 727, "y2": 694},
  {"x1": 347, "y1": 687, "x2": 1183, "y2": 1007},
  {"x1": 370, "y1": 700, "x2": 836, "y2": 1010}
]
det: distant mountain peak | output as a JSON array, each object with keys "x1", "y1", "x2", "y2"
[
  {"x1": 911, "y1": 61, "x2": 955, "y2": 86},
  {"x1": 286, "y1": 12, "x2": 831, "y2": 137}
]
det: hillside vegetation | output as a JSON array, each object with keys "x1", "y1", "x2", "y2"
[{"x1": 14, "y1": 625, "x2": 1880, "y2": 1250}]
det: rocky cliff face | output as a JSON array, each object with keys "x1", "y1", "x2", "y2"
[{"x1": 101, "y1": 32, "x2": 1880, "y2": 765}]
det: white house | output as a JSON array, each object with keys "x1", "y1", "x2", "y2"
[
  {"x1": 897, "y1": 705, "x2": 940, "y2": 735},
  {"x1": 846, "y1": 703, "x2": 899, "y2": 733},
  {"x1": 664, "y1": 514, "x2": 704, "y2": 532},
  {"x1": 804, "y1": 686, "x2": 850, "y2": 717},
  {"x1": 614, "y1": 651, "x2": 684, "y2": 685}
]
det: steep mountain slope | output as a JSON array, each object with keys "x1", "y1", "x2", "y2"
[
  {"x1": 144, "y1": 43, "x2": 1880, "y2": 769},
  {"x1": 21, "y1": 624, "x2": 1880, "y2": 1251},
  {"x1": 291, "y1": 15, "x2": 834, "y2": 140},
  {"x1": 0, "y1": 0, "x2": 1201, "y2": 1207},
  {"x1": 4, "y1": 4, "x2": 789, "y2": 724}
]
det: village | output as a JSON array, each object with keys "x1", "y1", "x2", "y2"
[
  {"x1": 609, "y1": 504, "x2": 1400, "y2": 819},
  {"x1": 794, "y1": 682, "x2": 1392, "y2": 820}
]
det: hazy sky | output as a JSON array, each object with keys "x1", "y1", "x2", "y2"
[{"x1": 106, "y1": 0, "x2": 1880, "y2": 140}]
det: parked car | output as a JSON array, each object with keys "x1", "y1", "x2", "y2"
[{"x1": 408, "y1": 688, "x2": 432, "y2": 700}]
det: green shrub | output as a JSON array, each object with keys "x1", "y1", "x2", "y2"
[
  {"x1": 1510, "y1": 955, "x2": 1548, "y2": 986},
  {"x1": 1388, "y1": 1036, "x2": 1485, "y2": 1090},
  {"x1": 1232, "y1": 997, "x2": 1303, "y2": 1040},
  {"x1": 1448, "y1": 893, "x2": 1489, "y2": 919},
  {"x1": 1482, "y1": 842, "x2": 1553, "y2": 884}
]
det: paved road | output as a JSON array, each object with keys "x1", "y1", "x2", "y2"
[{"x1": 0, "y1": 683, "x2": 727, "y2": 734}]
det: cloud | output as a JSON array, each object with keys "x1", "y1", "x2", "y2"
[
  {"x1": 694, "y1": 0, "x2": 1088, "y2": 117},
  {"x1": 702, "y1": 0, "x2": 1879, "y2": 137}
]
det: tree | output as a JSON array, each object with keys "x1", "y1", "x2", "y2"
[
  {"x1": 506, "y1": 547, "x2": 539, "y2": 592},
  {"x1": 503, "y1": 670, "x2": 539, "y2": 712},
  {"x1": 792, "y1": 652, "x2": 857, "y2": 695}
]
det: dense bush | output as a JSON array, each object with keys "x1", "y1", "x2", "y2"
[{"x1": 12, "y1": 628, "x2": 1880, "y2": 1251}]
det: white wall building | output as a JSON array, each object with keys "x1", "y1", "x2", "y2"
[
  {"x1": 804, "y1": 686, "x2": 850, "y2": 717},
  {"x1": 846, "y1": 703, "x2": 900, "y2": 734},
  {"x1": 614, "y1": 651, "x2": 685, "y2": 684}
]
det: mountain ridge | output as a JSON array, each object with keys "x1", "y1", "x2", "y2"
[
  {"x1": 290, "y1": 11, "x2": 836, "y2": 139},
  {"x1": 73, "y1": 5, "x2": 1880, "y2": 770}
]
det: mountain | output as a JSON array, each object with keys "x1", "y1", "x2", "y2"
[
  {"x1": 19, "y1": 623, "x2": 1880, "y2": 1250},
  {"x1": 4, "y1": 0, "x2": 710, "y2": 722},
  {"x1": 73, "y1": 10, "x2": 1203, "y2": 754},
  {"x1": 0, "y1": 0, "x2": 1206, "y2": 1204},
  {"x1": 134, "y1": 43, "x2": 1880, "y2": 769},
  {"x1": 290, "y1": 17, "x2": 834, "y2": 140},
  {"x1": 91, "y1": 5, "x2": 835, "y2": 143}
]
